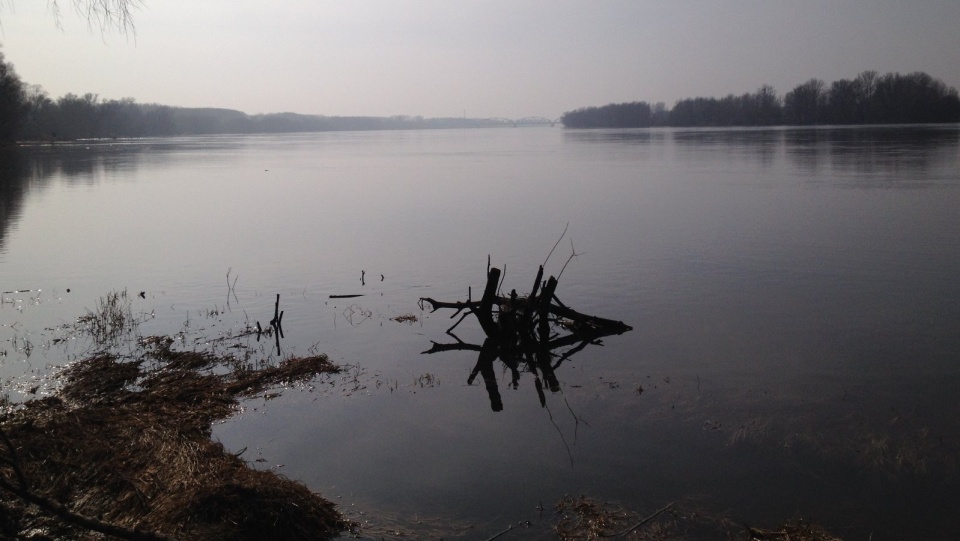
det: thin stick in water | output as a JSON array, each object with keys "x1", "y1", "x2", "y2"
[{"x1": 543, "y1": 221, "x2": 569, "y2": 267}]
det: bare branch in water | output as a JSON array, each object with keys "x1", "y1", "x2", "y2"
[{"x1": 543, "y1": 221, "x2": 570, "y2": 268}]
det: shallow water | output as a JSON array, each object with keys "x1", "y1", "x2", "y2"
[{"x1": 2, "y1": 125, "x2": 959, "y2": 539}]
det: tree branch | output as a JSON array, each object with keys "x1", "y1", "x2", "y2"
[{"x1": 47, "y1": 0, "x2": 142, "y2": 35}]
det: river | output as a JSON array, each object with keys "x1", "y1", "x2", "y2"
[{"x1": 1, "y1": 125, "x2": 959, "y2": 539}]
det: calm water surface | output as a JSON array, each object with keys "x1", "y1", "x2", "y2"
[{"x1": 1, "y1": 126, "x2": 959, "y2": 539}]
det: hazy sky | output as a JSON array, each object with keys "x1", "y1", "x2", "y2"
[{"x1": 2, "y1": 1, "x2": 959, "y2": 119}]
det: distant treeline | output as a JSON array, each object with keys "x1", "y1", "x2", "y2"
[
  {"x1": 561, "y1": 71, "x2": 960, "y2": 128},
  {"x1": 0, "y1": 49, "x2": 508, "y2": 143},
  {"x1": 15, "y1": 92, "x2": 495, "y2": 140}
]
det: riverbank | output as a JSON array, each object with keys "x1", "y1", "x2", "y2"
[
  {"x1": 0, "y1": 337, "x2": 350, "y2": 540},
  {"x1": 0, "y1": 292, "x2": 860, "y2": 540}
]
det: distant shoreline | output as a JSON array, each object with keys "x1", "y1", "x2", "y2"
[
  {"x1": 560, "y1": 71, "x2": 960, "y2": 129},
  {"x1": 10, "y1": 121, "x2": 958, "y2": 148}
]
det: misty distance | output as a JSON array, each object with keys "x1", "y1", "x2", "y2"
[{"x1": 2, "y1": 44, "x2": 958, "y2": 143}]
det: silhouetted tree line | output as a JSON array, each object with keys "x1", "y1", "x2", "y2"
[
  {"x1": 12, "y1": 88, "x2": 493, "y2": 141},
  {"x1": 4, "y1": 43, "x2": 958, "y2": 142},
  {"x1": 0, "y1": 50, "x2": 27, "y2": 143},
  {"x1": 560, "y1": 101, "x2": 655, "y2": 129},
  {"x1": 561, "y1": 71, "x2": 960, "y2": 128},
  {"x1": 0, "y1": 48, "x2": 514, "y2": 143}
]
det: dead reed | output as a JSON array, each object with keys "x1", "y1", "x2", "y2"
[
  {"x1": 553, "y1": 495, "x2": 844, "y2": 541},
  {"x1": 0, "y1": 337, "x2": 350, "y2": 540},
  {"x1": 75, "y1": 289, "x2": 152, "y2": 348}
]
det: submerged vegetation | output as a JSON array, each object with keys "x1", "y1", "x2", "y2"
[{"x1": 75, "y1": 289, "x2": 153, "y2": 348}]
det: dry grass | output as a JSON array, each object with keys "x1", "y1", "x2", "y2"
[
  {"x1": 0, "y1": 339, "x2": 350, "y2": 540},
  {"x1": 553, "y1": 495, "x2": 844, "y2": 541},
  {"x1": 744, "y1": 521, "x2": 843, "y2": 541}
]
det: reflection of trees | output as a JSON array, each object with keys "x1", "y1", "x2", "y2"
[
  {"x1": 420, "y1": 265, "x2": 631, "y2": 412},
  {"x1": 0, "y1": 142, "x2": 192, "y2": 252},
  {"x1": 672, "y1": 128, "x2": 781, "y2": 166},
  {"x1": 784, "y1": 126, "x2": 960, "y2": 179},
  {"x1": 0, "y1": 149, "x2": 26, "y2": 252},
  {"x1": 561, "y1": 129, "x2": 665, "y2": 146}
]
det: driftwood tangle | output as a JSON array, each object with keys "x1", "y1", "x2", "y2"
[
  {"x1": 419, "y1": 264, "x2": 631, "y2": 411},
  {"x1": 420, "y1": 265, "x2": 631, "y2": 341}
]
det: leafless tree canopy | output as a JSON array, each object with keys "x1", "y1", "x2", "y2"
[{"x1": 47, "y1": 0, "x2": 142, "y2": 34}]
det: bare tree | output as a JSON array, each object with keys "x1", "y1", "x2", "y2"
[
  {"x1": 53, "y1": 0, "x2": 142, "y2": 33},
  {"x1": 1, "y1": 1, "x2": 142, "y2": 34},
  {"x1": 783, "y1": 78, "x2": 825, "y2": 125},
  {"x1": 0, "y1": 47, "x2": 26, "y2": 142}
]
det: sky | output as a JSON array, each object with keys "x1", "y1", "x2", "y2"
[{"x1": 1, "y1": 0, "x2": 959, "y2": 120}]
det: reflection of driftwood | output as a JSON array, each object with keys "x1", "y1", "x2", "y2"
[{"x1": 419, "y1": 264, "x2": 631, "y2": 411}]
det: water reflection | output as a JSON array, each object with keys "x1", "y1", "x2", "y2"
[
  {"x1": 784, "y1": 125, "x2": 960, "y2": 183},
  {"x1": 0, "y1": 143, "x2": 157, "y2": 253},
  {"x1": 11, "y1": 141, "x2": 166, "y2": 185},
  {"x1": 0, "y1": 149, "x2": 27, "y2": 252},
  {"x1": 425, "y1": 328, "x2": 629, "y2": 412},
  {"x1": 559, "y1": 125, "x2": 960, "y2": 182},
  {"x1": 672, "y1": 127, "x2": 782, "y2": 165},
  {"x1": 0, "y1": 138, "x2": 255, "y2": 254},
  {"x1": 6, "y1": 126, "x2": 960, "y2": 538},
  {"x1": 561, "y1": 129, "x2": 666, "y2": 146}
]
